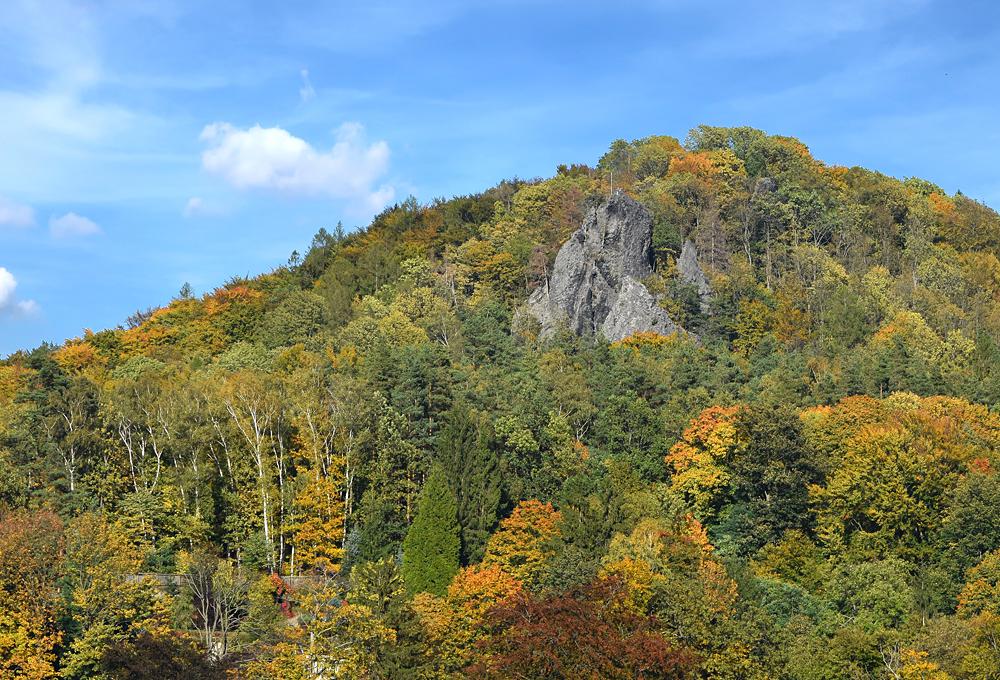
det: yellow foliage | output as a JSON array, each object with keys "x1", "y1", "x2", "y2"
[
  {"x1": 807, "y1": 393, "x2": 999, "y2": 558},
  {"x1": 338, "y1": 296, "x2": 429, "y2": 354},
  {"x1": 611, "y1": 331, "x2": 683, "y2": 351},
  {"x1": 861, "y1": 265, "x2": 902, "y2": 320},
  {"x1": 599, "y1": 557, "x2": 656, "y2": 613},
  {"x1": 899, "y1": 649, "x2": 952, "y2": 680},
  {"x1": 52, "y1": 339, "x2": 105, "y2": 375},
  {"x1": 733, "y1": 299, "x2": 773, "y2": 357},
  {"x1": 289, "y1": 474, "x2": 345, "y2": 576},
  {"x1": 773, "y1": 293, "x2": 811, "y2": 349},
  {"x1": 871, "y1": 310, "x2": 942, "y2": 362},
  {"x1": 482, "y1": 500, "x2": 561, "y2": 588},
  {"x1": 240, "y1": 641, "x2": 309, "y2": 680},
  {"x1": 0, "y1": 608, "x2": 59, "y2": 680},
  {"x1": 0, "y1": 365, "x2": 32, "y2": 431},
  {"x1": 411, "y1": 593, "x2": 467, "y2": 678},
  {"x1": 665, "y1": 405, "x2": 741, "y2": 520},
  {"x1": 958, "y1": 549, "x2": 1000, "y2": 618},
  {"x1": 412, "y1": 565, "x2": 522, "y2": 678}
]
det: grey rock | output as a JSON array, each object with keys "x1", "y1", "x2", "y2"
[
  {"x1": 602, "y1": 277, "x2": 683, "y2": 341},
  {"x1": 520, "y1": 189, "x2": 684, "y2": 342},
  {"x1": 677, "y1": 239, "x2": 711, "y2": 313}
]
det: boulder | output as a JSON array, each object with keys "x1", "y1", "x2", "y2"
[{"x1": 520, "y1": 190, "x2": 684, "y2": 342}]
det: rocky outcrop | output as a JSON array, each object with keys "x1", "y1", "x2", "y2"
[
  {"x1": 602, "y1": 277, "x2": 683, "y2": 340},
  {"x1": 677, "y1": 239, "x2": 711, "y2": 313},
  {"x1": 520, "y1": 190, "x2": 683, "y2": 342}
]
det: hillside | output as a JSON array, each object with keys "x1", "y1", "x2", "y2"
[{"x1": 3, "y1": 125, "x2": 1000, "y2": 677}]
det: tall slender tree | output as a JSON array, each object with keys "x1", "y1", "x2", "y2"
[
  {"x1": 402, "y1": 463, "x2": 460, "y2": 596},
  {"x1": 437, "y1": 404, "x2": 502, "y2": 564}
]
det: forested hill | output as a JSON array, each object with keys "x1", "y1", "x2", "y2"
[{"x1": 4, "y1": 126, "x2": 1000, "y2": 677}]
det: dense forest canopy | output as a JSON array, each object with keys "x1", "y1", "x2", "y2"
[{"x1": 4, "y1": 125, "x2": 1000, "y2": 677}]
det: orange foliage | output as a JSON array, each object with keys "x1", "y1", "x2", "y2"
[
  {"x1": 665, "y1": 405, "x2": 741, "y2": 507},
  {"x1": 773, "y1": 135, "x2": 812, "y2": 159},
  {"x1": 482, "y1": 500, "x2": 561, "y2": 588},
  {"x1": 969, "y1": 457, "x2": 993, "y2": 475},
  {"x1": 928, "y1": 191, "x2": 958, "y2": 223},
  {"x1": 668, "y1": 152, "x2": 716, "y2": 178},
  {"x1": 683, "y1": 515, "x2": 714, "y2": 555},
  {"x1": 211, "y1": 284, "x2": 264, "y2": 306},
  {"x1": 447, "y1": 564, "x2": 522, "y2": 619}
]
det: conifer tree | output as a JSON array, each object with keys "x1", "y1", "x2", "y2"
[
  {"x1": 438, "y1": 404, "x2": 502, "y2": 564},
  {"x1": 402, "y1": 463, "x2": 460, "y2": 595}
]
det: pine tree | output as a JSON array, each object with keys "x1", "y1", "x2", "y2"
[
  {"x1": 401, "y1": 464, "x2": 460, "y2": 596},
  {"x1": 437, "y1": 404, "x2": 502, "y2": 564}
]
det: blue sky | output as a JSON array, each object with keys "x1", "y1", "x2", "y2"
[{"x1": 1, "y1": 0, "x2": 998, "y2": 356}]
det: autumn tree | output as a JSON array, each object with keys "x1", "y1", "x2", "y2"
[
  {"x1": 288, "y1": 474, "x2": 344, "y2": 576},
  {"x1": 482, "y1": 500, "x2": 561, "y2": 589},
  {"x1": 0, "y1": 509, "x2": 65, "y2": 679},
  {"x1": 473, "y1": 578, "x2": 694, "y2": 679},
  {"x1": 60, "y1": 513, "x2": 179, "y2": 679}
]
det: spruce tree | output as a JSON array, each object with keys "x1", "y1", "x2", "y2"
[
  {"x1": 437, "y1": 404, "x2": 502, "y2": 564},
  {"x1": 401, "y1": 463, "x2": 460, "y2": 595}
]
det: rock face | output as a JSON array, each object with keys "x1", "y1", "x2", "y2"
[
  {"x1": 677, "y1": 239, "x2": 711, "y2": 313},
  {"x1": 521, "y1": 190, "x2": 683, "y2": 342}
]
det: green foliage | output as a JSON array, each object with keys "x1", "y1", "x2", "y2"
[
  {"x1": 824, "y1": 558, "x2": 915, "y2": 631},
  {"x1": 714, "y1": 405, "x2": 819, "y2": 556},
  {"x1": 938, "y1": 470, "x2": 1000, "y2": 583},
  {"x1": 402, "y1": 463, "x2": 460, "y2": 595},
  {"x1": 436, "y1": 404, "x2": 502, "y2": 563},
  {"x1": 259, "y1": 290, "x2": 330, "y2": 349}
]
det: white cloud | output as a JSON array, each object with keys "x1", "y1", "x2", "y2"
[
  {"x1": 0, "y1": 196, "x2": 35, "y2": 228},
  {"x1": 0, "y1": 267, "x2": 38, "y2": 316},
  {"x1": 299, "y1": 68, "x2": 316, "y2": 103},
  {"x1": 199, "y1": 122, "x2": 394, "y2": 212},
  {"x1": 0, "y1": 269, "x2": 17, "y2": 307},
  {"x1": 50, "y1": 212, "x2": 101, "y2": 239}
]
